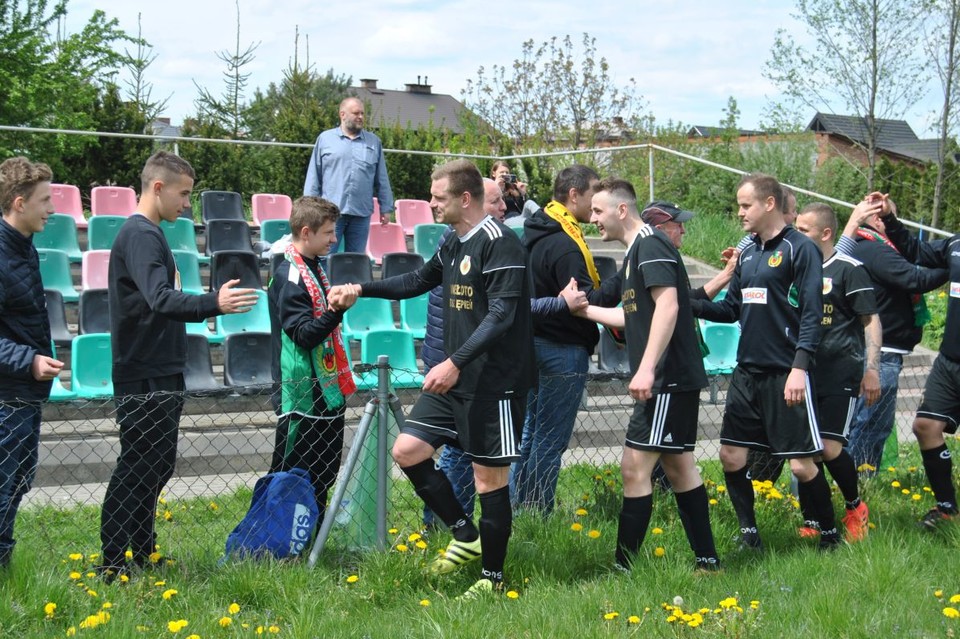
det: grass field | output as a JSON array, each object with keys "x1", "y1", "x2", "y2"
[{"x1": 2, "y1": 446, "x2": 960, "y2": 638}]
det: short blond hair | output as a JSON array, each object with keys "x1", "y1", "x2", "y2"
[
  {"x1": 289, "y1": 196, "x2": 340, "y2": 238},
  {"x1": 0, "y1": 157, "x2": 53, "y2": 214}
]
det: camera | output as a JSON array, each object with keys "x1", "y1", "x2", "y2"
[{"x1": 502, "y1": 174, "x2": 517, "y2": 185}]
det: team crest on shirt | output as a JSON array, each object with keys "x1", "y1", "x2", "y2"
[
  {"x1": 768, "y1": 251, "x2": 783, "y2": 268},
  {"x1": 459, "y1": 255, "x2": 472, "y2": 275},
  {"x1": 822, "y1": 277, "x2": 833, "y2": 295},
  {"x1": 625, "y1": 262, "x2": 631, "y2": 279}
]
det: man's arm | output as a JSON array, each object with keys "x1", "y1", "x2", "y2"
[
  {"x1": 303, "y1": 134, "x2": 322, "y2": 197},
  {"x1": 792, "y1": 240, "x2": 823, "y2": 370},
  {"x1": 277, "y1": 267, "x2": 347, "y2": 350},
  {"x1": 373, "y1": 138, "x2": 394, "y2": 215},
  {"x1": 629, "y1": 285, "x2": 678, "y2": 402},
  {"x1": 695, "y1": 247, "x2": 739, "y2": 300},
  {"x1": 355, "y1": 255, "x2": 442, "y2": 300},
  {"x1": 860, "y1": 313, "x2": 882, "y2": 406}
]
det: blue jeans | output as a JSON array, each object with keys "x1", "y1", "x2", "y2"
[
  {"x1": 422, "y1": 445, "x2": 476, "y2": 527},
  {"x1": 334, "y1": 214, "x2": 372, "y2": 254},
  {"x1": 847, "y1": 352, "x2": 903, "y2": 471},
  {"x1": 511, "y1": 338, "x2": 589, "y2": 513},
  {"x1": 0, "y1": 402, "x2": 42, "y2": 560}
]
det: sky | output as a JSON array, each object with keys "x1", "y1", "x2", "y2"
[{"x1": 63, "y1": 0, "x2": 945, "y2": 138}]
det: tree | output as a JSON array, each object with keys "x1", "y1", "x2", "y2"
[
  {"x1": 926, "y1": 0, "x2": 960, "y2": 228},
  {"x1": 123, "y1": 13, "x2": 168, "y2": 122},
  {"x1": 764, "y1": 0, "x2": 928, "y2": 190},
  {"x1": 462, "y1": 33, "x2": 642, "y2": 150}
]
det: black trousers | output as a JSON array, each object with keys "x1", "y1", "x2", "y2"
[{"x1": 100, "y1": 373, "x2": 184, "y2": 565}]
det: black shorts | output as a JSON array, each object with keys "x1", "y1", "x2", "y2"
[
  {"x1": 816, "y1": 394, "x2": 857, "y2": 444},
  {"x1": 917, "y1": 354, "x2": 960, "y2": 433},
  {"x1": 720, "y1": 366, "x2": 823, "y2": 458},
  {"x1": 625, "y1": 390, "x2": 699, "y2": 453},
  {"x1": 403, "y1": 392, "x2": 525, "y2": 467}
]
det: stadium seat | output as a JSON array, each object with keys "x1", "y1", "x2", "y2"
[
  {"x1": 161, "y1": 218, "x2": 208, "y2": 264},
  {"x1": 327, "y1": 252, "x2": 373, "y2": 287},
  {"x1": 34, "y1": 214, "x2": 82, "y2": 262},
  {"x1": 180, "y1": 205, "x2": 196, "y2": 223},
  {"x1": 90, "y1": 186, "x2": 137, "y2": 217},
  {"x1": 183, "y1": 333, "x2": 223, "y2": 394},
  {"x1": 209, "y1": 249, "x2": 262, "y2": 291},
  {"x1": 701, "y1": 321, "x2": 739, "y2": 375},
  {"x1": 201, "y1": 190, "x2": 245, "y2": 224},
  {"x1": 596, "y1": 328, "x2": 630, "y2": 375},
  {"x1": 205, "y1": 219, "x2": 253, "y2": 256},
  {"x1": 366, "y1": 222, "x2": 406, "y2": 265},
  {"x1": 394, "y1": 199, "x2": 433, "y2": 235},
  {"x1": 412, "y1": 223, "x2": 446, "y2": 260},
  {"x1": 342, "y1": 297, "x2": 395, "y2": 342},
  {"x1": 260, "y1": 219, "x2": 291, "y2": 245},
  {"x1": 251, "y1": 193, "x2": 292, "y2": 225},
  {"x1": 50, "y1": 183, "x2": 87, "y2": 229},
  {"x1": 594, "y1": 255, "x2": 619, "y2": 282},
  {"x1": 45, "y1": 289, "x2": 73, "y2": 347},
  {"x1": 79, "y1": 288, "x2": 110, "y2": 334},
  {"x1": 81, "y1": 250, "x2": 111, "y2": 291},
  {"x1": 171, "y1": 249, "x2": 205, "y2": 295},
  {"x1": 47, "y1": 342, "x2": 76, "y2": 402},
  {"x1": 70, "y1": 333, "x2": 114, "y2": 398},
  {"x1": 356, "y1": 329, "x2": 424, "y2": 389},
  {"x1": 223, "y1": 332, "x2": 273, "y2": 390},
  {"x1": 185, "y1": 317, "x2": 222, "y2": 344},
  {"x1": 399, "y1": 293, "x2": 428, "y2": 340},
  {"x1": 38, "y1": 249, "x2": 78, "y2": 302},
  {"x1": 87, "y1": 215, "x2": 127, "y2": 250},
  {"x1": 511, "y1": 225, "x2": 524, "y2": 241},
  {"x1": 381, "y1": 252, "x2": 424, "y2": 280},
  {"x1": 217, "y1": 289, "x2": 270, "y2": 336}
]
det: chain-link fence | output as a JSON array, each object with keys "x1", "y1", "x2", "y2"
[{"x1": 7, "y1": 347, "x2": 934, "y2": 564}]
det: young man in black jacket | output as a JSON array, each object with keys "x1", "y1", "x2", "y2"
[
  {"x1": 690, "y1": 173, "x2": 841, "y2": 551},
  {"x1": 0, "y1": 157, "x2": 63, "y2": 568},
  {"x1": 100, "y1": 152, "x2": 258, "y2": 580}
]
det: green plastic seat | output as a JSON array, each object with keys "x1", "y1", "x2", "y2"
[
  {"x1": 412, "y1": 223, "x2": 446, "y2": 260},
  {"x1": 87, "y1": 215, "x2": 127, "y2": 251},
  {"x1": 185, "y1": 317, "x2": 223, "y2": 344},
  {"x1": 400, "y1": 293, "x2": 428, "y2": 340},
  {"x1": 34, "y1": 214, "x2": 82, "y2": 262},
  {"x1": 260, "y1": 219, "x2": 291, "y2": 244},
  {"x1": 342, "y1": 297, "x2": 395, "y2": 342},
  {"x1": 37, "y1": 249, "x2": 78, "y2": 302},
  {"x1": 161, "y1": 218, "x2": 209, "y2": 264},
  {"x1": 217, "y1": 289, "x2": 270, "y2": 336},
  {"x1": 47, "y1": 341, "x2": 76, "y2": 402},
  {"x1": 171, "y1": 249, "x2": 204, "y2": 295},
  {"x1": 701, "y1": 321, "x2": 739, "y2": 375},
  {"x1": 356, "y1": 329, "x2": 423, "y2": 389},
  {"x1": 70, "y1": 333, "x2": 114, "y2": 398}
]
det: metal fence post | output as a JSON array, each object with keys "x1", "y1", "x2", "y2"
[
  {"x1": 648, "y1": 145, "x2": 655, "y2": 203},
  {"x1": 375, "y1": 355, "x2": 390, "y2": 551}
]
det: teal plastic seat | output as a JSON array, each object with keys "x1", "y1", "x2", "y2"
[
  {"x1": 70, "y1": 333, "x2": 114, "y2": 398},
  {"x1": 38, "y1": 249, "x2": 78, "y2": 302},
  {"x1": 171, "y1": 249, "x2": 204, "y2": 295},
  {"x1": 356, "y1": 329, "x2": 423, "y2": 389},
  {"x1": 260, "y1": 219, "x2": 290, "y2": 244},
  {"x1": 701, "y1": 321, "x2": 739, "y2": 375},
  {"x1": 217, "y1": 289, "x2": 270, "y2": 336},
  {"x1": 400, "y1": 293, "x2": 428, "y2": 339},
  {"x1": 47, "y1": 341, "x2": 76, "y2": 402},
  {"x1": 342, "y1": 297, "x2": 395, "y2": 342},
  {"x1": 412, "y1": 223, "x2": 446, "y2": 260},
  {"x1": 87, "y1": 215, "x2": 127, "y2": 250},
  {"x1": 161, "y1": 218, "x2": 209, "y2": 264},
  {"x1": 34, "y1": 214, "x2": 82, "y2": 262},
  {"x1": 185, "y1": 317, "x2": 222, "y2": 344}
]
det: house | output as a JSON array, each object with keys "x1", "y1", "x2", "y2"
[
  {"x1": 687, "y1": 125, "x2": 767, "y2": 140},
  {"x1": 350, "y1": 78, "x2": 469, "y2": 134},
  {"x1": 806, "y1": 112, "x2": 955, "y2": 167}
]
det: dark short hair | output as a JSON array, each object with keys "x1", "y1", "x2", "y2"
[
  {"x1": 553, "y1": 164, "x2": 600, "y2": 204},
  {"x1": 432, "y1": 159, "x2": 484, "y2": 202},
  {"x1": 491, "y1": 160, "x2": 510, "y2": 178},
  {"x1": 289, "y1": 196, "x2": 340, "y2": 238},
  {"x1": 798, "y1": 202, "x2": 837, "y2": 235},
  {"x1": 738, "y1": 173, "x2": 783, "y2": 212},
  {"x1": 0, "y1": 156, "x2": 53, "y2": 214},
  {"x1": 593, "y1": 177, "x2": 637, "y2": 207},
  {"x1": 141, "y1": 151, "x2": 195, "y2": 192},
  {"x1": 781, "y1": 185, "x2": 797, "y2": 216}
]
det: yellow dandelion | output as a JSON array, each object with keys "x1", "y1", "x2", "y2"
[
  {"x1": 167, "y1": 619, "x2": 189, "y2": 632},
  {"x1": 709, "y1": 498, "x2": 718, "y2": 505},
  {"x1": 209, "y1": 502, "x2": 219, "y2": 511},
  {"x1": 346, "y1": 575, "x2": 359, "y2": 584},
  {"x1": 944, "y1": 607, "x2": 960, "y2": 619},
  {"x1": 86, "y1": 571, "x2": 95, "y2": 578},
  {"x1": 388, "y1": 528, "x2": 398, "y2": 534},
  {"x1": 159, "y1": 496, "x2": 167, "y2": 505},
  {"x1": 887, "y1": 467, "x2": 897, "y2": 473},
  {"x1": 857, "y1": 463, "x2": 876, "y2": 472},
  {"x1": 924, "y1": 486, "x2": 933, "y2": 492},
  {"x1": 908, "y1": 466, "x2": 918, "y2": 473},
  {"x1": 750, "y1": 600, "x2": 760, "y2": 609},
  {"x1": 627, "y1": 615, "x2": 641, "y2": 624},
  {"x1": 688, "y1": 620, "x2": 701, "y2": 628},
  {"x1": 570, "y1": 523, "x2": 583, "y2": 532},
  {"x1": 241, "y1": 624, "x2": 250, "y2": 629},
  {"x1": 119, "y1": 574, "x2": 130, "y2": 583},
  {"x1": 256, "y1": 626, "x2": 264, "y2": 635},
  {"x1": 506, "y1": 590, "x2": 519, "y2": 599},
  {"x1": 163, "y1": 511, "x2": 173, "y2": 521},
  {"x1": 651, "y1": 527, "x2": 663, "y2": 535},
  {"x1": 587, "y1": 529, "x2": 601, "y2": 539},
  {"x1": 219, "y1": 616, "x2": 233, "y2": 627},
  {"x1": 86, "y1": 589, "x2": 98, "y2": 597},
  {"x1": 913, "y1": 494, "x2": 922, "y2": 501},
  {"x1": 149, "y1": 552, "x2": 162, "y2": 564},
  {"x1": 937, "y1": 590, "x2": 945, "y2": 598},
  {"x1": 66, "y1": 627, "x2": 77, "y2": 636},
  {"x1": 891, "y1": 480, "x2": 901, "y2": 487},
  {"x1": 408, "y1": 532, "x2": 422, "y2": 542},
  {"x1": 124, "y1": 550, "x2": 133, "y2": 560},
  {"x1": 419, "y1": 599, "x2": 431, "y2": 606},
  {"x1": 44, "y1": 602, "x2": 57, "y2": 617},
  {"x1": 186, "y1": 635, "x2": 201, "y2": 639},
  {"x1": 228, "y1": 603, "x2": 241, "y2": 614},
  {"x1": 69, "y1": 571, "x2": 81, "y2": 580},
  {"x1": 395, "y1": 544, "x2": 408, "y2": 552},
  {"x1": 68, "y1": 553, "x2": 83, "y2": 561},
  {"x1": 154, "y1": 580, "x2": 166, "y2": 586},
  {"x1": 716, "y1": 485, "x2": 726, "y2": 493},
  {"x1": 268, "y1": 626, "x2": 280, "y2": 634},
  {"x1": 667, "y1": 615, "x2": 677, "y2": 623},
  {"x1": 582, "y1": 493, "x2": 590, "y2": 501},
  {"x1": 415, "y1": 540, "x2": 428, "y2": 550},
  {"x1": 603, "y1": 612, "x2": 619, "y2": 620},
  {"x1": 162, "y1": 589, "x2": 178, "y2": 600},
  {"x1": 901, "y1": 489, "x2": 911, "y2": 495},
  {"x1": 719, "y1": 597, "x2": 738, "y2": 609},
  {"x1": 767, "y1": 489, "x2": 783, "y2": 500},
  {"x1": 654, "y1": 547, "x2": 665, "y2": 557},
  {"x1": 102, "y1": 602, "x2": 112, "y2": 609},
  {"x1": 88, "y1": 553, "x2": 99, "y2": 561},
  {"x1": 575, "y1": 508, "x2": 588, "y2": 516}
]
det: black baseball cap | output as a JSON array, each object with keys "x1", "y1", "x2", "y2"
[{"x1": 641, "y1": 201, "x2": 695, "y2": 225}]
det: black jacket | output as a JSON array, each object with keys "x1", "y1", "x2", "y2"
[{"x1": 0, "y1": 217, "x2": 53, "y2": 401}]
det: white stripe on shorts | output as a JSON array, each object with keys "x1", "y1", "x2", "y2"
[
  {"x1": 499, "y1": 399, "x2": 516, "y2": 457},
  {"x1": 803, "y1": 373, "x2": 823, "y2": 450},
  {"x1": 841, "y1": 396, "x2": 857, "y2": 438},
  {"x1": 648, "y1": 393, "x2": 671, "y2": 446}
]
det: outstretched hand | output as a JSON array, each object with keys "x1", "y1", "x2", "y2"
[
  {"x1": 218, "y1": 279, "x2": 260, "y2": 314},
  {"x1": 328, "y1": 283, "x2": 361, "y2": 311},
  {"x1": 559, "y1": 277, "x2": 588, "y2": 314}
]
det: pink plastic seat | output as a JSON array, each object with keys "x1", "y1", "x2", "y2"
[
  {"x1": 365, "y1": 222, "x2": 407, "y2": 265},
  {"x1": 81, "y1": 249, "x2": 111, "y2": 290},
  {"x1": 91, "y1": 186, "x2": 137, "y2": 217},
  {"x1": 251, "y1": 193, "x2": 292, "y2": 225},
  {"x1": 50, "y1": 183, "x2": 87, "y2": 229},
  {"x1": 395, "y1": 199, "x2": 434, "y2": 235}
]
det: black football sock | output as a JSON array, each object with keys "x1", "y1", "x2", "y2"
[
  {"x1": 724, "y1": 466, "x2": 760, "y2": 547},
  {"x1": 824, "y1": 449, "x2": 860, "y2": 505},
  {"x1": 674, "y1": 484, "x2": 720, "y2": 569},
  {"x1": 921, "y1": 444, "x2": 958, "y2": 513},
  {"x1": 402, "y1": 459, "x2": 478, "y2": 541},
  {"x1": 799, "y1": 470, "x2": 840, "y2": 546},
  {"x1": 478, "y1": 486, "x2": 511, "y2": 584},
  {"x1": 796, "y1": 474, "x2": 818, "y2": 529},
  {"x1": 615, "y1": 495, "x2": 653, "y2": 568}
]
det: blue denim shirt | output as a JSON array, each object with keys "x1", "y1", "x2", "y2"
[{"x1": 303, "y1": 127, "x2": 394, "y2": 216}]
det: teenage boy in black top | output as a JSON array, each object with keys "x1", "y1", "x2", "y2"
[
  {"x1": 578, "y1": 178, "x2": 720, "y2": 571},
  {"x1": 690, "y1": 173, "x2": 841, "y2": 551},
  {"x1": 844, "y1": 196, "x2": 960, "y2": 530},
  {"x1": 794, "y1": 203, "x2": 881, "y2": 542},
  {"x1": 100, "y1": 152, "x2": 258, "y2": 579},
  {"x1": 331, "y1": 159, "x2": 534, "y2": 598}
]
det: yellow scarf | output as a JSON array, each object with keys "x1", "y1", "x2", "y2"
[{"x1": 543, "y1": 200, "x2": 600, "y2": 288}]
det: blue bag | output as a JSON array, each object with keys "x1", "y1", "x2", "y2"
[{"x1": 224, "y1": 467, "x2": 319, "y2": 559}]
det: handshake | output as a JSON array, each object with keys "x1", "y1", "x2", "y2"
[
  {"x1": 328, "y1": 283, "x2": 362, "y2": 311},
  {"x1": 560, "y1": 277, "x2": 588, "y2": 315}
]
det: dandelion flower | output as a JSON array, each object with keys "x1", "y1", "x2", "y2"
[
  {"x1": 186, "y1": 636, "x2": 200, "y2": 639},
  {"x1": 87, "y1": 589, "x2": 98, "y2": 597},
  {"x1": 575, "y1": 508, "x2": 588, "y2": 516},
  {"x1": 750, "y1": 600, "x2": 760, "y2": 609},
  {"x1": 66, "y1": 627, "x2": 76, "y2": 636},
  {"x1": 68, "y1": 553, "x2": 83, "y2": 561},
  {"x1": 408, "y1": 532, "x2": 422, "y2": 542},
  {"x1": 716, "y1": 485, "x2": 726, "y2": 493},
  {"x1": 167, "y1": 619, "x2": 189, "y2": 632},
  {"x1": 149, "y1": 552, "x2": 162, "y2": 564},
  {"x1": 163, "y1": 510, "x2": 173, "y2": 521},
  {"x1": 857, "y1": 463, "x2": 876, "y2": 472},
  {"x1": 709, "y1": 498, "x2": 718, "y2": 505},
  {"x1": 162, "y1": 589, "x2": 178, "y2": 600},
  {"x1": 388, "y1": 528, "x2": 398, "y2": 534},
  {"x1": 102, "y1": 602, "x2": 112, "y2": 609},
  {"x1": 587, "y1": 529, "x2": 601, "y2": 539},
  {"x1": 208, "y1": 502, "x2": 219, "y2": 511},
  {"x1": 395, "y1": 544, "x2": 408, "y2": 552},
  {"x1": 228, "y1": 603, "x2": 241, "y2": 614},
  {"x1": 654, "y1": 547, "x2": 665, "y2": 557},
  {"x1": 506, "y1": 590, "x2": 519, "y2": 599},
  {"x1": 603, "y1": 612, "x2": 619, "y2": 620},
  {"x1": 951, "y1": 595, "x2": 960, "y2": 604},
  {"x1": 119, "y1": 574, "x2": 130, "y2": 584},
  {"x1": 256, "y1": 626, "x2": 264, "y2": 635},
  {"x1": 419, "y1": 599, "x2": 431, "y2": 606},
  {"x1": 219, "y1": 616, "x2": 233, "y2": 627},
  {"x1": 86, "y1": 571, "x2": 96, "y2": 578},
  {"x1": 673, "y1": 596, "x2": 685, "y2": 606},
  {"x1": 268, "y1": 626, "x2": 280, "y2": 634},
  {"x1": 69, "y1": 571, "x2": 81, "y2": 580},
  {"x1": 913, "y1": 494, "x2": 922, "y2": 501},
  {"x1": 44, "y1": 602, "x2": 57, "y2": 617},
  {"x1": 651, "y1": 527, "x2": 663, "y2": 535},
  {"x1": 415, "y1": 540, "x2": 428, "y2": 550},
  {"x1": 936, "y1": 590, "x2": 945, "y2": 598},
  {"x1": 570, "y1": 523, "x2": 583, "y2": 532},
  {"x1": 944, "y1": 607, "x2": 960, "y2": 619},
  {"x1": 154, "y1": 580, "x2": 166, "y2": 586},
  {"x1": 346, "y1": 575, "x2": 359, "y2": 584},
  {"x1": 891, "y1": 480, "x2": 901, "y2": 488},
  {"x1": 887, "y1": 466, "x2": 896, "y2": 473},
  {"x1": 719, "y1": 597, "x2": 738, "y2": 609},
  {"x1": 627, "y1": 615, "x2": 640, "y2": 624}
]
